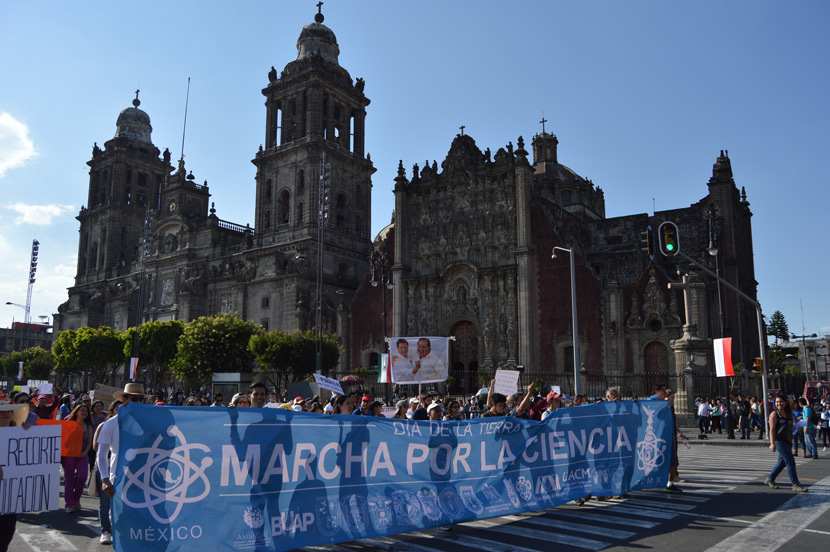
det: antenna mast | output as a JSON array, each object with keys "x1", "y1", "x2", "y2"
[
  {"x1": 180, "y1": 77, "x2": 191, "y2": 163},
  {"x1": 25, "y1": 239, "x2": 39, "y2": 325}
]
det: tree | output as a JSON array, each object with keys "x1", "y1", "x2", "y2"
[
  {"x1": 171, "y1": 314, "x2": 262, "y2": 383},
  {"x1": 767, "y1": 310, "x2": 789, "y2": 344},
  {"x1": 53, "y1": 327, "x2": 126, "y2": 386},
  {"x1": 22, "y1": 346, "x2": 55, "y2": 380},
  {"x1": 249, "y1": 329, "x2": 340, "y2": 391},
  {"x1": 124, "y1": 320, "x2": 185, "y2": 390}
]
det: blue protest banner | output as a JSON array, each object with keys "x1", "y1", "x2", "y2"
[{"x1": 112, "y1": 400, "x2": 672, "y2": 551}]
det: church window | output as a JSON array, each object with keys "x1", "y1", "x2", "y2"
[
  {"x1": 279, "y1": 190, "x2": 290, "y2": 224},
  {"x1": 564, "y1": 346, "x2": 574, "y2": 372},
  {"x1": 261, "y1": 320, "x2": 269, "y2": 331},
  {"x1": 265, "y1": 179, "x2": 272, "y2": 201},
  {"x1": 297, "y1": 170, "x2": 305, "y2": 194},
  {"x1": 261, "y1": 296, "x2": 270, "y2": 309},
  {"x1": 297, "y1": 202, "x2": 304, "y2": 225},
  {"x1": 264, "y1": 210, "x2": 271, "y2": 229},
  {"x1": 561, "y1": 190, "x2": 573, "y2": 206},
  {"x1": 336, "y1": 194, "x2": 347, "y2": 227},
  {"x1": 88, "y1": 242, "x2": 99, "y2": 273},
  {"x1": 138, "y1": 173, "x2": 147, "y2": 187},
  {"x1": 337, "y1": 262, "x2": 350, "y2": 284}
]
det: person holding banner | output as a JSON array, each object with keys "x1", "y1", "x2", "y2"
[
  {"x1": 0, "y1": 402, "x2": 31, "y2": 552},
  {"x1": 92, "y1": 399, "x2": 122, "y2": 545},
  {"x1": 63, "y1": 403, "x2": 94, "y2": 513}
]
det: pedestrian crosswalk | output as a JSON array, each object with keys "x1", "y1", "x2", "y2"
[{"x1": 299, "y1": 446, "x2": 814, "y2": 552}]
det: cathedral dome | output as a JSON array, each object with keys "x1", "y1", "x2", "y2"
[
  {"x1": 114, "y1": 94, "x2": 153, "y2": 144},
  {"x1": 296, "y1": 15, "x2": 340, "y2": 65}
]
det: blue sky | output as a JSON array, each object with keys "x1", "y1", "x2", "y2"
[{"x1": 1, "y1": 1, "x2": 828, "y2": 341}]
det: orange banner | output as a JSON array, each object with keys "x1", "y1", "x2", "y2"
[{"x1": 35, "y1": 419, "x2": 84, "y2": 457}]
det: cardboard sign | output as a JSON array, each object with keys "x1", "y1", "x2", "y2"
[
  {"x1": 38, "y1": 382, "x2": 53, "y2": 395},
  {"x1": 94, "y1": 383, "x2": 123, "y2": 408},
  {"x1": 0, "y1": 425, "x2": 62, "y2": 514},
  {"x1": 551, "y1": 385, "x2": 561, "y2": 395},
  {"x1": 494, "y1": 369, "x2": 520, "y2": 397},
  {"x1": 313, "y1": 374, "x2": 345, "y2": 396}
]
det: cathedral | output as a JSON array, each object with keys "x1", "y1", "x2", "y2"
[{"x1": 54, "y1": 10, "x2": 759, "y2": 401}]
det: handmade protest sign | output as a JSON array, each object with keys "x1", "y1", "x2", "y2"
[
  {"x1": 0, "y1": 425, "x2": 62, "y2": 514},
  {"x1": 113, "y1": 400, "x2": 672, "y2": 551},
  {"x1": 313, "y1": 374, "x2": 345, "y2": 396},
  {"x1": 494, "y1": 369, "x2": 520, "y2": 396}
]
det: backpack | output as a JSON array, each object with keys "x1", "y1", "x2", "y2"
[{"x1": 809, "y1": 406, "x2": 821, "y2": 426}]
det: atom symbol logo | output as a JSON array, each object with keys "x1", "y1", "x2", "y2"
[
  {"x1": 636, "y1": 406, "x2": 666, "y2": 476},
  {"x1": 122, "y1": 425, "x2": 213, "y2": 524}
]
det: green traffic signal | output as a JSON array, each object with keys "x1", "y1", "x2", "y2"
[{"x1": 658, "y1": 221, "x2": 679, "y2": 256}]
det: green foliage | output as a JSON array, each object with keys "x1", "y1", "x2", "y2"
[
  {"x1": 477, "y1": 365, "x2": 492, "y2": 386},
  {"x1": 1, "y1": 351, "x2": 24, "y2": 379},
  {"x1": 249, "y1": 329, "x2": 340, "y2": 391},
  {"x1": 172, "y1": 313, "x2": 262, "y2": 383},
  {"x1": 22, "y1": 346, "x2": 55, "y2": 380},
  {"x1": 124, "y1": 320, "x2": 184, "y2": 388},
  {"x1": 52, "y1": 327, "x2": 126, "y2": 385},
  {"x1": 767, "y1": 310, "x2": 789, "y2": 344}
]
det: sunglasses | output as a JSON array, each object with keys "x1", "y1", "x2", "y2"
[{"x1": 237, "y1": 401, "x2": 250, "y2": 406}]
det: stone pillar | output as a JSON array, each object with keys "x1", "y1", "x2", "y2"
[{"x1": 670, "y1": 324, "x2": 710, "y2": 419}]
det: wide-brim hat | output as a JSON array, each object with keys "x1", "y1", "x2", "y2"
[
  {"x1": 113, "y1": 382, "x2": 147, "y2": 401},
  {"x1": 0, "y1": 403, "x2": 30, "y2": 426}
]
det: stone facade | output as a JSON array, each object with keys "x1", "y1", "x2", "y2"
[{"x1": 55, "y1": 12, "x2": 759, "y2": 397}]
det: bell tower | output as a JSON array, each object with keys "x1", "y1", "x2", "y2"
[
  {"x1": 252, "y1": 6, "x2": 374, "y2": 330},
  {"x1": 77, "y1": 92, "x2": 171, "y2": 284}
]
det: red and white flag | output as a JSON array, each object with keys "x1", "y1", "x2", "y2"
[
  {"x1": 129, "y1": 357, "x2": 139, "y2": 380},
  {"x1": 378, "y1": 354, "x2": 391, "y2": 384},
  {"x1": 713, "y1": 338, "x2": 734, "y2": 377}
]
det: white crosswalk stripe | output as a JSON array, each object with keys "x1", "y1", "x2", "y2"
[{"x1": 298, "y1": 445, "x2": 817, "y2": 551}]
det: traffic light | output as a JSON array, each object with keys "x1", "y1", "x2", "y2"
[
  {"x1": 753, "y1": 357, "x2": 763, "y2": 373},
  {"x1": 658, "y1": 221, "x2": 679, "y2": 256},
  {"x1": 640, "y1": 226, "x2": 655, "y2": 260}
]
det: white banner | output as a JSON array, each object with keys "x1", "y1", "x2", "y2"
[
  {"x1": 388, "y1": 336, "x2": 449, "y2": 384},
  {"x1": 494, "y1": 369, "x2": 520, "y2": 396},
  {"x1": 38, "y1": 382, "x2": 53, "y2": 395},
  {"x1": 0, "y1": 425, "x2": 62, "y2": 514},
  {"x1": 314, "y1": 374, "x2": 345, "y2": 395}
]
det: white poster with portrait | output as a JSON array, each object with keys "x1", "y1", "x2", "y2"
[{"x1": 387, "y1": 336, "x2": 450, "y2": 384}]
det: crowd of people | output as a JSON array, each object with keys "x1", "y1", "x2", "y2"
[{"x1": 1, "y1": 379, "x2": 826, "y2": 550}]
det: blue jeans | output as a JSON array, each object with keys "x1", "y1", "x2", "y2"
[
  {"x1": 97, "y1": 470, "x2": 112, "y2": 534},
  {"x1": 769, "y1": 440, "x2": 800, "y2": 486},
  {"x1": 805, "y1": 427, "x2": 818, "y2": 458},
  {"x1": 793, "y1": 430, "x2": 805, "y2": 452}
]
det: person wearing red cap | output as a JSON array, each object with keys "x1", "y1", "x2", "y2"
[{"x1": 352, "y1": 395, "x2": 374, "y2": 416}]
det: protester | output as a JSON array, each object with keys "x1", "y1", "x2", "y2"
[
  {"x1": 292, "y1": 397, "x2": 307, "y2": 412},
  {"x1": 481, "y1": 393, "x2": 507, "y2": 418},
  {"x1": 393, "y1": 400, "x2": 408, "y2": 419},
  {"x1": 370, "y1": 401, "x2": 385, "y2": 417},
  {"x1": 766, "y1": 395, "x2": 808, "y2": 492},
  {"x1": 93, "y1": 399, "x2": 122, "y2": 545},
  {"x1": 230, "y1": 393, "x2": 250, "y2": 407},
  {"x1": 352, "y1": 395, "x2": 374, "y2": 416},
  {"x1": 308, "y1": 402, "x2": 324, "y2": 414},
  {"x1": 443, "y1": 400, "x2": 465, "y2": 421},
  {"x1": 265, "y1": 392, "x2": 281, "y2": 408},
  {"x1": 34, "y1": 394, "x2": 58, "y2": 419},
  {"x1": 63, "y1": 403, "x2": 94, "y2": 513},
  {"x1": 184, "y1": 396, "x2": 203, "y2": 406},
  {"x1": 211, "y1": 393, "x2": 224, "y2": 407},
  {"x1": 427, "y1": 402, "x2": 444, "y2": 421},
  {"x1": 821, "y1": 399, "x2": 830, "y2": 451},
  {"x1": 333, "y1": 395, "x2": 352, "y2": 414},
  {"x1": 541, "y1": 390, "x2": 562, "y2": 421},
  {"x1": 799, "y1": 397, "x2": 819, "y2": 459},
  {"x1": 249, "y1": 382, "x2": 268, "y2": 408},
  {"x1": 1, "y1": 403, "x2": 31, "y2": 551}
]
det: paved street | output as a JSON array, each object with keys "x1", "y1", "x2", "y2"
[{"x1": 10, "y1": 445, "x2": 830, "y2": 551}]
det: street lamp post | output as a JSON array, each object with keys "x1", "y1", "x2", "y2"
[
  {"x1": 552, "y1": 246, "x2": 579, "y2": 396},
  {"x1": 791, "y1": 333, "x2": 817, "y2": 381},
  {"x1": 369, "y1": 251, "x2": 393, "y2": 372},
  {"x1": 815, "y1": 344, "x2": 828, "y2": 380}
]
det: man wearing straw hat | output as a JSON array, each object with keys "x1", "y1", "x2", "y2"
[{"x1": 97, "y1": 383, "x2": 146, "y2": 503}]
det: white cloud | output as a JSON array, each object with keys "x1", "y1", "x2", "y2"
[
  {"x1": 5, "y1": 203, "x2": 75, "y2": 226},
  {"x1": 0, "y1": 112, "x2": 37, "y2": 177}
]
